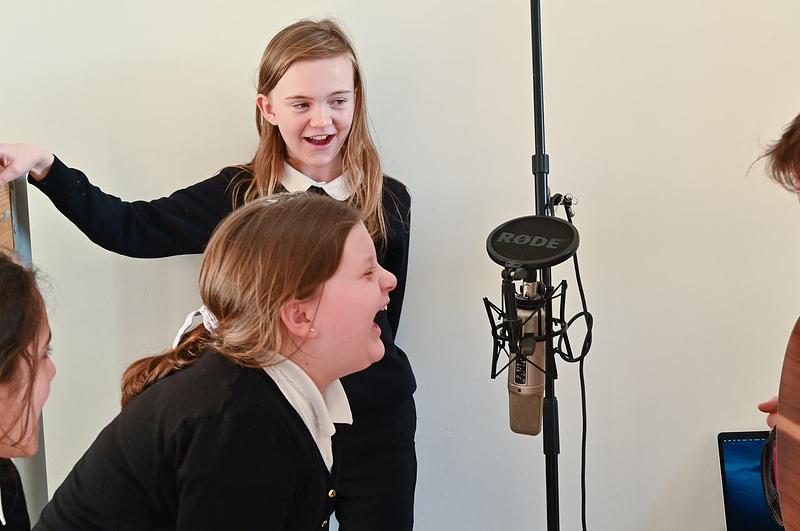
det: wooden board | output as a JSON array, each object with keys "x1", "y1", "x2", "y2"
[
  {"x1": 0, "y1": 184, "x2": 14, "y2": 250},
  {"x1": 778, "y1": 317, "x2": 800, "y2": 529}
]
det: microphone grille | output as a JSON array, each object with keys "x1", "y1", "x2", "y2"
[{"x1": 509, "y1": 392, "x2": 543, "y2": 436}]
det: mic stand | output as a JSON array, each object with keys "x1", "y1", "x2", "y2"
[
  {"x1": 485, "y1": 2, "x2": 583, "y2": 527},
  {"x1": 530, "y1": 1, "x2": 561, "y2": 529}
]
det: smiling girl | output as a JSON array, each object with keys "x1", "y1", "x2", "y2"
[{"x1": 0, "y1": 19, "x2": 415, "y2": 531}]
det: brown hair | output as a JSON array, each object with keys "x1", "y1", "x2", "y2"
[
  {"x1": 234, "y1": 18, "x2": 388, "y2": 245},
  {"x1": 763, "y1": 111, "x2": 800, "y2": 192},
  {"x1": 121, "y1": 193, "x2": 362, "y2": 407},
  {"x1": 0, "y1": 249, "x2": 46, "y2": 446}
]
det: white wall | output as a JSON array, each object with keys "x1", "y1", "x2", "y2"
[{"x1": 2, "y1": 1, "x2": 800, "y2": 529}]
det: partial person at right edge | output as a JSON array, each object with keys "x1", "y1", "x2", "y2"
[
  {"x1": 756, "y1": 111, "x2": 800, "y2": 529},
  {"x1": 757, "y1": 110, "x2": 800, "y2": 428}
]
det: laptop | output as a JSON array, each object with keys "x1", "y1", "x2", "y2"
[{"x1": 717, "y1": 431, "x2": 782, "y2": 530}]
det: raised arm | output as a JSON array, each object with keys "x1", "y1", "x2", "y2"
[{"x1": 0, "y1": 143, "x2": 243, "y2": 258}]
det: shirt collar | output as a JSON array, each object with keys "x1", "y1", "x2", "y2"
[
  {"x1": 281, "y1": 162, "x2": 355, "y2": 201},
  {"x1": 262, "y1": 356, "x2": 352, "y2": 472}
]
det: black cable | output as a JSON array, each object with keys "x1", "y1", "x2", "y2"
[
  {"x1": 579, "y1": 356, "x2": 587, "y2": 531},
  {"x1": 563, "y1": 206, "x2": 591, "y2": 531}
]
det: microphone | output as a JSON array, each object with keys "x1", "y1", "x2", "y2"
[
  {"x1": 509, "y1": 301, "x2": 546, "y2": 436},
  {"x1": 484, "y1": 214, "x2": 579, "y2": 436}
]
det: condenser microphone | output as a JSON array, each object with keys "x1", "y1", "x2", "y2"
[
  {"x1": 508, "y1": 299, "x2": 546, "y2": 436},
  {"x1": 485, "y1": 214, "x2": 578, "y2": 436}
]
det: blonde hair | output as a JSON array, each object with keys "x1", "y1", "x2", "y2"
[
  {"x1": 236, "y1": 18, "x2": 387, "y2": 245},
  {"x1": 121, "y1": 193, "x2": 362, "y2": 407}
]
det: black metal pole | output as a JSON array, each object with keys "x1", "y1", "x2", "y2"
[{"x1": 530, "y1": 1, "x2": 560, "y2": 530}]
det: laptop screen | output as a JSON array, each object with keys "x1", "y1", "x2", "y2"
[{"x1": 717, "y1": 431, "x2": 781, "y2": 531}]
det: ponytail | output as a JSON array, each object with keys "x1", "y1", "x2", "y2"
[
  {"x1": 120, "y1": 194, "x2": 362, "y2": 407},
  {"x1": 120, "y1": 326, "x2": 208, "y2": 408}
]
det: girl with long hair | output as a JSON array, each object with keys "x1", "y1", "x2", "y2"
[
  {"x1": 0, "y1": 18, "x2": 416, "y2": 530},
  {"x1": 35, "y1": 193, "x2": 396, "y2": 530}
]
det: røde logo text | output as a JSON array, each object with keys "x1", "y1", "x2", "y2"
[{"x1": 495, "y1": 232, "x2": 563, "y2": 249}]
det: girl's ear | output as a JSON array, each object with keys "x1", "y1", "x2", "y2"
[
  {"x1": 256, "y1": 93, "x2": 279, "y2": 126},
  {"x1": 280, "y1": 298, "x2": 316, "y2": 338}
]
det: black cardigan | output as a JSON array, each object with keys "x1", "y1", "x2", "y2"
[
  {"x1": 30, "y1": 158, "x2": 416, "y2": 413},
  {"x1": 35, "y1": 350, "x2": 337, "y2": 531}
]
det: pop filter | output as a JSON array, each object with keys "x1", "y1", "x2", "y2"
[{"x1": 486, "y1": 215, "x2": 579, "y2": 270}]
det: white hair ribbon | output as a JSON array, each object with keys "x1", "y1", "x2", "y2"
[{"x1": 171, "y1": 305, "x2": 219, "y2": 348}]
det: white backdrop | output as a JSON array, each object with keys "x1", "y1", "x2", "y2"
[{"x1": 2, "y1": 1, "x2": 800, "y2": 529}]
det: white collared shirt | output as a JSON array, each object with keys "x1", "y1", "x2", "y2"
[
  {"x1": 281, "y1": 163, "x2": 355, "y2": 201},
  {"x1": 0, "y1": 485, "x2": 5, "y2": 526},
  {"x1": 263, "y1": 356, "x2": 352, "y2": 473}
]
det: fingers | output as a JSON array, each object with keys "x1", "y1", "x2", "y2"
[
  {"x1": 0, "y1": 144, "x2": 52, "y2": 183},
  {"x1": 0, "y1": 144, "x2": 25, "y2": 184},
  {"x1": 759, "y1": 395, "x2": 779, "y2": 428},
  {"x1": 0, "y1": 157, "x2": 28, "y2": 185},
  {"x1": 758, "y1": 395, "x2": 779, "y2": 413},
  {"x1": 768, "y1": 411, "x2": 778, "y2": 429},
  {"x1": 0, "y1": 165, "x2": 25, "y2": 185}
]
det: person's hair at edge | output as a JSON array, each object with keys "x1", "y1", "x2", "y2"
[
  {"x1": 120, "y1": 193, "x2": 362, "y2": 407},
  {"x1": 233, "y1": 18, "x2": 389, "y2": 246},
  {"x1": 0, "y1": 249, "x2": 46, "y2": 447},
  {"x1": 763, "y1": 111, "x2": 800, "y2": 193}
]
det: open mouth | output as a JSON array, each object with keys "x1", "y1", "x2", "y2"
[
  {"x1": 372, "y1": 305, "x2": 389, "y2": 333},
  {"x1": 305, "y1": 134, "x2": 335, "y2": 146}
]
